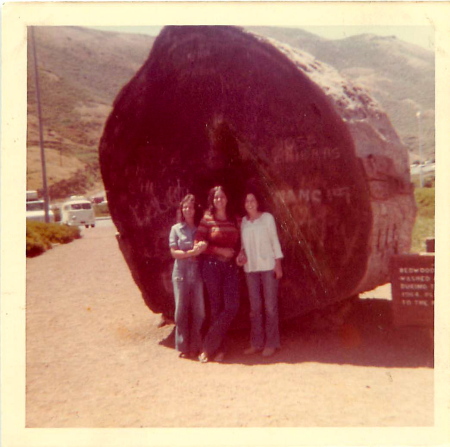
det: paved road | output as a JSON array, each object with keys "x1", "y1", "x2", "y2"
[
  {"x1": 69, "y1": 216, "x2": 115, "y2": 232},
  {"x1": 94, "y1": 216, "x2": 115, "y2": 229}
]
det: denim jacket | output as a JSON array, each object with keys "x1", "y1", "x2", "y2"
[{"x1": 169, "y1": 222, "x2": 201, "y2": 282}]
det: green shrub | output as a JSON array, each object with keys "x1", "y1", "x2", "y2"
[
  {"x1": 26, "y1": 221, "x2": 81, "y2": 257},
  {"x1": 410, "y1": 187, "x2": 435, "y2": 253},
  {"x1": 414, "y1": 187, "x2": 435, "y2": 219},
  {"x1": 26, "y1": 225, "x2": 49, "y2": 257}
]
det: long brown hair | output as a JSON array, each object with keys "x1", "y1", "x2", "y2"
[
  {"x1": 206, "y1": 186, "x2": 225, "y2": 217},
  {"x1": 179, "y1": 194, "x2": 202, "y2": 226}
]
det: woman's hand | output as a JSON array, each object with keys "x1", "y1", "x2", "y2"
[
  {"x1": 236, "y1": 250, "x2": 247, "y2": 266},
  {"x1": 191, "y1": 241, "x2": 208, "y2": 256},
  {"x1": 274, "y1": 259, "x2": 283, "y2": 279}
]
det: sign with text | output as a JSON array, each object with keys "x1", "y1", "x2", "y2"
[{"x1": 390, "y1": 254, "x2": 434, "y2": 327}]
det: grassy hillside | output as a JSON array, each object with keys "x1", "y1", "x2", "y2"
[{"x1": 27, "y1": 27, "x2": 155, "y2": 196}]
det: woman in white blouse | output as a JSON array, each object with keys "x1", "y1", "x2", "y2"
[{"x1": 236, "y1": 190, "x2": 283, "y2": 357}]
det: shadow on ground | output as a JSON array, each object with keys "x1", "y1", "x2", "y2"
[{"x1": 159, "y1": 298, "x2": 434, "y2": 369}]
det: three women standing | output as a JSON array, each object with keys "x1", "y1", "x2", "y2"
[
  {"x1": 169, "y1": 186, "x2": 283, "y2": 361},
  {"x1": 237, "y1": 190, "x2": 283, "y2": 357}
]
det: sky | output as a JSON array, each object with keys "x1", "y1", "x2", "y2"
[{"x1": 89, "y1": 25, "x2": 434, "y2": 51}]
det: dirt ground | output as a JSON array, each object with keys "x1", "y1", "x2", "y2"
[{"x1": 26, "y1": 223, "x2": 434, "y2": 428}]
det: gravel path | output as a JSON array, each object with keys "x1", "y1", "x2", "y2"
[{"x1": 26, "y1": 224, "x2": 433, "y2": 429}]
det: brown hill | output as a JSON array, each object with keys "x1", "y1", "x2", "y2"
[
  {"x1": 27, "y1": 26, "x2": 434, "y2": 197},
  {"x1": 27, "y1": 26, "x2": 155, "y2": 195}
]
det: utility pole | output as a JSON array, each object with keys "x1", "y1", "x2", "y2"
[{"x1": 31, "y1": 26, "x2": 50, "y2": 222}]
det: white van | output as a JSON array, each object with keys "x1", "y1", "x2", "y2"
[{"x1": 61, "y1": 196, "x2": 96, "y2": 228}]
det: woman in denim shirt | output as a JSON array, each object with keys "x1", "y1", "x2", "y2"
[{"x1": 169, "y1": 194, "x2": 207, "y2": 359}]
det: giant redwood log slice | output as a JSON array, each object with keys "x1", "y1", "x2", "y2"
[{"x1": 99, "y1": 26, "x2": 416, "y2": 323}]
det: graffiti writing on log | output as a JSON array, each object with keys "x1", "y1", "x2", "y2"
[
  {"x1": 276, "y1": 187, "x2": 351, "y2": 206},
  {"x1": 273, "y1": 142, "x2": 341, "y2": 164},
  {"x1": 146, "y1": 180, "x2": 189, "y2": 219}
]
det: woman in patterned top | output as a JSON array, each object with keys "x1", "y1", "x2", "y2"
[{"x1": 195, "y1": 185, "x2": 240, "y2": 363}]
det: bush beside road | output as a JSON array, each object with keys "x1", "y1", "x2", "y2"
[
  {"x1": 26, "y1": 220, "x2": 81, "y2": 257},
  {"x1": 411, "y1": 187, "x2": 435, "y2": 253}
]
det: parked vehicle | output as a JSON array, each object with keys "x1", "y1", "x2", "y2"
[
  {"x1": 91, "y1": 191, "x2": 107, "y2": 204},
  {"x1": 26, "y1": 200, "x2": 55, "y2": 223},
  {"x1": 27, "y1": 190, "x2": 39, "y2": 201},
  {"x1": 61, "y1": 196, "x2": 95, "y2": 228}
]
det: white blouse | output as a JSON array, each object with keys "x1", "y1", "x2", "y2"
[{"x1": 240, "y1": 212, "x2": 283, "y2": 273}]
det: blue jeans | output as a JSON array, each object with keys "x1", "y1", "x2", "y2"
[
  {"x1": 172, "y1": 260, "x2": 205, "y2": 353},
  {"x1": 201, "y1": 257, "x2": 240, "y2": 355},
  {"x1": 245, "y1": 270, "x2": 280, "y2": 349}
]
